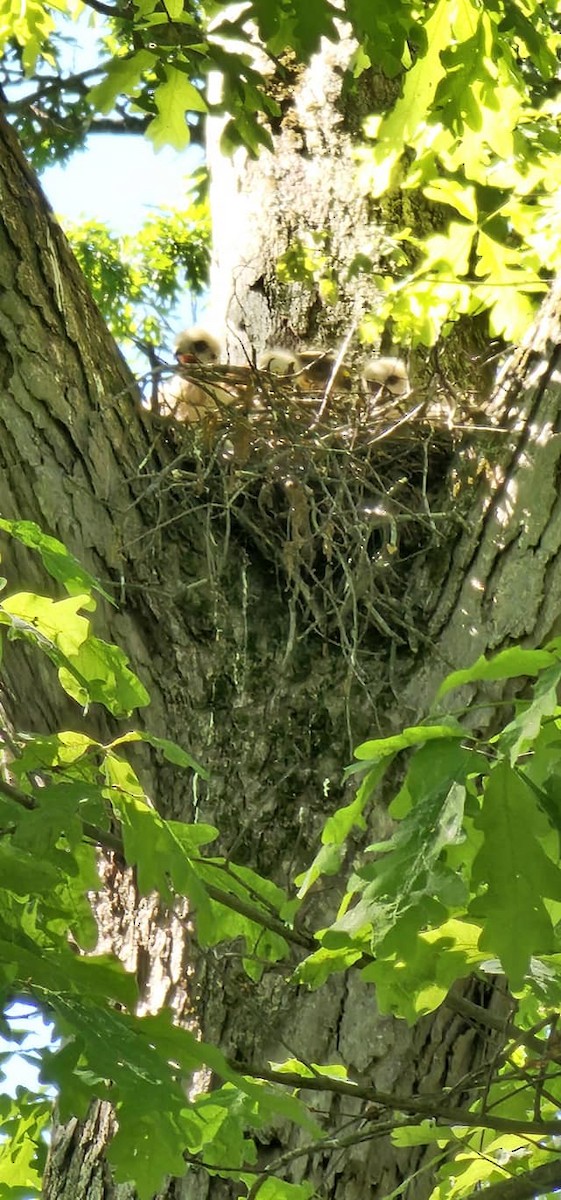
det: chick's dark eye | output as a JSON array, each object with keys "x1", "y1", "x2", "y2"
[{"x1": 193, "y1": 340, "x2": 209, "y2": 355}]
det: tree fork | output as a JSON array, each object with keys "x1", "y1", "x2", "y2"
[{"x1": 2, "y1": 82, "x2": 561, "y2": 1198}]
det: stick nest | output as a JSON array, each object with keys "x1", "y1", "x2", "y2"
[{"x1": 143, "y1": 367, "x2": 499, "y2": 665}]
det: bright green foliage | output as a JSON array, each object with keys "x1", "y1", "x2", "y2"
[
  {"x1": 302, "y1": 645, "x2": 561, "y2": 1012},
  {"x1": 0, "y1": 0, "x2": 63, "y2": 75},
  {"x1": 0, "y1": 590, "x2": 149, "y2": 717},
  {"x1": 0, "y1": 0, "x2": 304, "y2": 161},
  {"x1": 2, "y1": 0, "x2": 560, "y2": 349},
  {"x1": 2, "y1": 524, "x2": 561, "y2": 1199},
  {"x1": 0, "y1": 519, "x2": 315, "y2": 1198},
  {"x1": 148, "y1": 68, "x2": 208, "y2": 151},
  {"x1": 470, "y1": 759, "x2": 561, "y2": 988},
  {"x1": 0, "y1": 1093, "x2": 50, "y2": 1195},
  {"x1": 0, "y1": 518, "x2": 113, "y2": 602},
  {"x1": 64, "y1": 190, "x2": 210, "y2": 348},
  {"x1": 86, "y1": 48, "x2": 157, "y2": 116},
  {"x1": 437, "y1": 645, "x2": 561, "y2": 698},
  {"x1": 250, "y1": 0, "x2": 339, "y2": 56},
  {"x1": 277, "y1": 233, "x2": 340, "y2": 308},
  {"x1": 356, "y1": 0, "x2": 561, "y2": 345},
  {"x1": 7, "y1": 547, "x2": 561, "y2": 1200}
]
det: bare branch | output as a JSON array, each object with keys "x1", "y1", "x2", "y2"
[
  {"x1": 80, "y1": 0, "x2": 130, "y2": 16},
  {"x1": 88, "y1": 115, "x2": 152, "y2": 136},
  {"x1": 4, "y1": 64, "x2": 111, "y2": 113},
  {"x1": 90, "y1": 113, "x2": 204, "y2": 144}
]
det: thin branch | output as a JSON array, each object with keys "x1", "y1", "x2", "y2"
[
  {"x1": 464, "y1": 1159, "x2": 561, "y2": 1200},
  {"x1": 0, "y1": 774, "x2": 311, "y2": 950},
  {"x1": 4, "y1": 65, "x2": 111, "y2": 113},
  {"x1": 444, "y1": 993, "x2": 546, "y2": 1057},
  {"x1": 202, "y1": 881, "x2": 312, "y2": 949},
  {"x1": 88, "y1": 115, "x2": 155, "y2": 137},
  {"x1": 185, "y1": 1117, "x2": 410, "y2": 1183},
  {"x1": 81, "y1": 0, "x2": 129, "y2": 14},
  {"x1": 234, "y1": 1061, "x2": 561, "y2": 1137},
  {"x1": 0, "y1": 775, "x2": 122, "y2": 852},
  {"x1": 246, "y1": 1121, "x2": 422, "y2": 1200},
  {"x1": 314, "y1": 320, "x2": 358, "y2": 423}
]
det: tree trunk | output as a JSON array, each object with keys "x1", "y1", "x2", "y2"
[{"x1": 1, "y1": 37, "x2": 560, "y2": 1198}]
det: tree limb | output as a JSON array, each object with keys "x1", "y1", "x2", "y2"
[
  {"x1": 234, "y1": 1061, "x2": 561, "y2": 1138},
  {"x1": 464, "y1": 1159, "x2": 561, "y2": 1200},
  {"x1": 0, "y1": 774, "x2": 311, "y2": 950},
  {"x1": 3, "y1": 65, "x2": 110, "y2": 112},
  {"x1": 444, "y1": 993, "x2": 546, "y2": 1057}
]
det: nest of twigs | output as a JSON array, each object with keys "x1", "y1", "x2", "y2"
[{"x1": 144, "y1": 365, "x2": 498, "y2": 661}]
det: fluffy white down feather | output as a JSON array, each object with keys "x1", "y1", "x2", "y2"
[{"x1": 159, "y1": 327, "x2": 237, "y2": 422}]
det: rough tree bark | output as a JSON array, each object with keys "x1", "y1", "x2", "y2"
[{"x1": 1, "y1": 31, "x2": 561, "y2": 1200}]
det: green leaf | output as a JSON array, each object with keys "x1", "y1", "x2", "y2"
[
  {"x1": 147, "y1": 68, "x2": 207, "y2": 151},
  {"x1": 268, "y1": 1057, "x2": 345, "y2": 1080},
  {"x1": 0, "y1": 0, "x2": 56, "y2": 71},
  {"x1": 297, "y1": 763, "x2": 391, "y2": 898},
  {"x1": 438, "y1": 647, "x2": 558, "y2": 698},
  {"x1": 496, "y1": 663, "x2": 561, "y2": 762},
  {"x1": 108, "y1": 1099, "x2": 193, "y2": 1200},
  {"x1": 346, "y1": 0, "x2": 416, "y2": 75},
  {"x1": 0, "y1": 1093, "x2": 50, "y2": 1194},
  {"x1": 10, "y1": 782, "x2": 85, "y2": 852},
  {"x1": 422, "y1": 220, "x2": 476, "y2": 276},
  {"x1": 0, "y1": 843, "x2": 60, "y2": 897},
  {"x1": 423, "y1": 179, "x2": 478, "y2": 222},
  {"x1": 14, "y1": 730, "x2": 96, "y2": 772},
  {"x1": 361, "y1": 918, "x2": 486, "y2": 1021},
  {"x1": 0, "y1": 518, "x2": 112, "y2": 603},
  {"x1": 353, "y1": 722, "x2": 466, "y2": 762},
  {"x1": 392, "y1": 1121, "x2": 455, "y2": 1147},
  {"x1": 322, "y1": 793, "x2": 368, "y2": 843},
  {"x1": 88, "y1": 51, "x2": 156, "y2": 115},
  {"x1": 293, "y1": 944, "x2": 363, "y2": 988},
  {"x1": 0, "y1": 593, "x2": 143, "y2": 713},
  {"x1": 258, "y1": 1180, "x2": 314, "y2": 1200},
  {"x1": 327, "y1": 741, "x2": 479, "y2": 952},
  {"x1": 58, "y1": 636, "x2": 150, "y2": 716},
  {"x1": 291, "y1": 0, "x2": 339, "y2": 56},
  {"x1": 196, "y1": 859, "x2": 291, "y2": 964},
  {"x1": 250, "y1": 0, "x2": 339, "y2": 56},
  {"x1": 361, "y1": 0, "x2": 454, "y2": 196},
  {"x1": 0, "y1": 592, "x2": 90, "y2": 657},
  {"x1": 59, "y1": 954, "x2": 138, "y2": 1009},
  {"x1": 295, "y1": 843, "x2": 345, "y2": 899},
  {"x1": 486, "y1": 284, "x2": 539, "y2": 341},
  {"x1": 109, "y1": 785, "x2": 207, "y2": 901},
  {"x1": 471, "y1": 760, "x2": 561, "y2": 987},
  {"x1": 109, "y1": 730, "x2": 208, "y2": 777}
]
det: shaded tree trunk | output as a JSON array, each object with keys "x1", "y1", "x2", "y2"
[{"x1": 1, "y1": 36, "x2": 560, "y2": 1198}]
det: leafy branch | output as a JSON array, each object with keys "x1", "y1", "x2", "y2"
[
  {"x1": 463, "y1": 1160, "x2": 561, "y2": 1200},
  {"x1": 233, "y1": 1062, "x2": 561, "y2": 1138},
  {"x1": 3, "y1": 519, "x2": 561, "y2": 1200}
]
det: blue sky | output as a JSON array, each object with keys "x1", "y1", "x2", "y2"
[
  {"x1": 42, "y1": 135, "x2": 202, "y2": 235},
  {"x1": 37, "y1": 9, "x2": 205, "y2": 341},
  {"x1": 41, "y1": 134, "x2": 204, "y2": 344},
  {"x1": 0, "y1": 1004, "x2": 57, "y2": 1097},
  {"x1": 39, "y1": 7, "x2": 202, "y2": 232}
]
